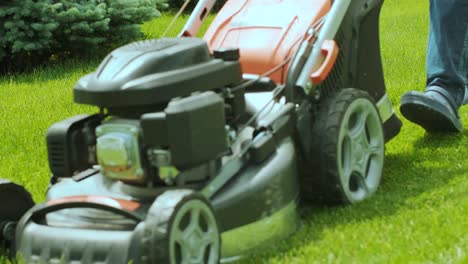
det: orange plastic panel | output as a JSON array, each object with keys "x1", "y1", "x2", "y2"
[
  {"x1": 204, "y1": 0, "x2": 331, "y2": 84},
  {"x1": 310, "y1": 40, "x2": 339, "y2": 84}
]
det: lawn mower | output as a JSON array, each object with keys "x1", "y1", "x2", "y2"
[{"x1": 1, "y1": 0, "x2": 402, "y2": 263}]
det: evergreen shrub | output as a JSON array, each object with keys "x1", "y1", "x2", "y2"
[{"x1": 0, "y1": 0, "x2": 168, "y2": 70}]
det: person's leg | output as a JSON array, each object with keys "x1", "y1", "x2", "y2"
[
  {"x1": 426, "y1": 0, "x2": 468, "y2": 107},
  {"x1": 400, "y1": 0, "x2": 467, "y2": 132}
]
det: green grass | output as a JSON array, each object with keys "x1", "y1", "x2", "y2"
[
  {"x1": 1, "y1": 0, "x2": 467, "y2": 263},
  {"x1": 142, "y1": 12, "x2": 215, "y2": 38}
]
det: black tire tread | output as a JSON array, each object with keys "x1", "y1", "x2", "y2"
[
  {"x1": 301, "y1": 88, "x2": 381, "y2": 205},
  {"x1": 0, "y1": 179, "x2": 34, "y2": 221},
  {"x1": 141, "y1": 190, "x2": 220, "y2": 264}
]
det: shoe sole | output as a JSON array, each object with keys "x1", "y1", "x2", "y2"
[{"x1": 400, "y1": 92, "x2": 462, "y2": 133}]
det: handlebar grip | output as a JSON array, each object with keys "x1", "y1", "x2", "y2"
[{"x1": 310, "y1": 40, "x2": 339, "y2": 85}]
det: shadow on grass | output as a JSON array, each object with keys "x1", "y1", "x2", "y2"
[
  {"x1": 242, "y1": 132, "x2": 466, "y2": 262},
  {"x1": 412, "y1": 131, "x2": 466, "y2": 148}
]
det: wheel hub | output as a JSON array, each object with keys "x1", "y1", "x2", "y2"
[
  {"x1": 187, "y1": 227, "x2": 203, "y2": 257},
  {"x1": 170, "y1": 199, "x2": 219, "y2": 264},
  {"x1": 352, "y1": 130, "x2": 370, "y2": 172},
  {"x1": 338, "y1": 98, "x2": 384, "y2": 202}
]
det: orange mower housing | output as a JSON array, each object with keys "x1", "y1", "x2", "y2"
[{"x1": 204, "y1": 0, "x2": 332, "y2": 84}]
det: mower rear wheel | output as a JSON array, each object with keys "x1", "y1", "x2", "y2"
[
  {"x1": 302, "y1": 88, "x2": 385, "y2": 204},
  {"x1": 142, "y1": 189, "x2": 220, "y2": 264},
  {"x1": 0, "y1": 179, "x2": 34, "y2": 251}
]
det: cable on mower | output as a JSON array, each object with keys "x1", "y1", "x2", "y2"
[
  {"x1": 232, "y1": 15, "x2": 327, "y2": 138},
  {"x1": 161, "y1": 0, "x2": 192, "y2": 37}
]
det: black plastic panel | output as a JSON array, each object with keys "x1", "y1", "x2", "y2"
[
  {"x1": 141, "y1": 112, "x2": 168, "y2": 147},
  {"x1": 317, "y1": 0, "x2": 386, "y2": 101},
  {"x1": 211, "y1": 138, "x2": 299, "y2": 231},
  {"x1": 46, "y1": 114, "x2": 102, "y2": 178},
  {"x1": 73, "y1": 38, "x2": 242, "y2": 114},
  {"x1": 166, "y1": 92, "x2": 228, "y2": 169}
]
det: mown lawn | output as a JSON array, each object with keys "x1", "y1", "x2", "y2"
[{"x1": 1, "y1": 0, "x2": 467, "y2": 263}]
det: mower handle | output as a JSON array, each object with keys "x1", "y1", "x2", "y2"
[
  {"x1": 179, "y1": 0, "x2": 216, "y2": 37},
  {"x1": 14, "y1": 200, "x2": 144, "y2": 253},
  {"x1": 295, "y1": 0, "x2": 351, "y2": 93},
  {"x1": 17, "y1": 197, "x2": 144, "y2": 227},
  {"x1": 310, "y1": 40, "x2": 339, "y2": 84}
]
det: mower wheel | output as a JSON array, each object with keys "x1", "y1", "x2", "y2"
[
  {"x1": 142, "y1": 189, "x2": 220, "y2": 264},
  {"x1": 0, "y1": 179, "x2": 34, "y2": 251},
  {"x1": 302, "y1": 88, "x2": 385, "y2": 204}
]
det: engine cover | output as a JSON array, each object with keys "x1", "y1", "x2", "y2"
[
  {"x1": 74, "y1": 38, "x2": 242, "y2": 115},
  {"x1": 141, "y1": 91, "x2": 228, "y2": 170}
]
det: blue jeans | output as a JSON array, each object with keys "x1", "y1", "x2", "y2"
[{"x1": 427, "y1": 0, "x2": 468, "y2": 107}]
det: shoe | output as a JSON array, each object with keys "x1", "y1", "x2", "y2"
[{"x1": 400, "y1": 86, "x2": 462, "y2": 133}]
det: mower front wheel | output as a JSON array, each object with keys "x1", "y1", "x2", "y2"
[
  {"x1": 302, "y1": 88, "x2": 385, "y2": 204},
  {"x1": 142, "y1": 189, "x2": 220, "y2": 264},
  {"x1": 0, "y1": 179, "x2": 34, "y2": 253}
]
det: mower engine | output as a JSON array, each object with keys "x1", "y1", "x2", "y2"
[{"x1": 47, "y1": 37, "x2": 244, "y2": 187}]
